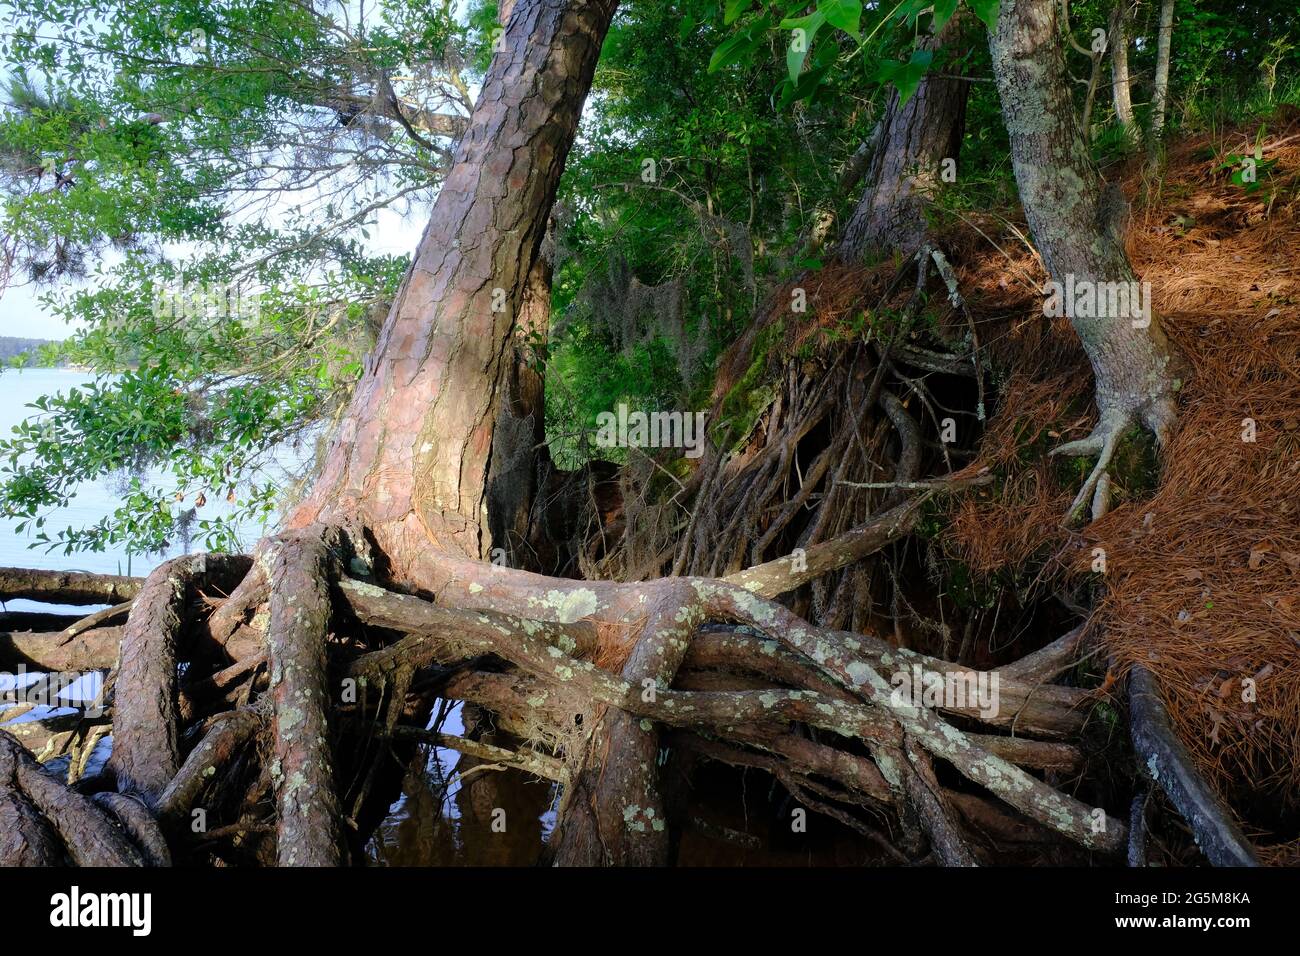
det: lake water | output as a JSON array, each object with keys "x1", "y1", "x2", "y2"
[{"x1": 0, "y1": 366, "x2": 553, "y2": 864}]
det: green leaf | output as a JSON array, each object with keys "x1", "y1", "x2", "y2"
[
  {"x1": 876, "y1": 48, "x2": 934, "y2": 107},
  {"x1": 896, "y1": 0, "x2": 931, "y2": 26},
  {"x1": 966, "y1": 0, "x2": 1000, "y2": 31},
  {"x1": 932, "y1": 0, "x2": 959, "y2": 31},
  {"x1": 679, "y1": 12, "x2": 696, "y2": 41},
  {"x1": 776, "y1": 42, "x2": 837, "y2": 109},
  {"x1": 783, "y1": 11, "x2": 826, "y2": 81},
  {"x1": 723, "y1": 0, "x2": 750, "y2": 25},
  {"x1": 708, "y1": 31, "x2": 754, "y2": 72},
  {"x1": 708, "y1": 15, "x2": 772, "y2": 73},
  {"x1": 817, "y1": 0, "x2": 862, "y2": 39}
]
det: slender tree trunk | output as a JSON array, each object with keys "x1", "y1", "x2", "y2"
[
  {"x1": 1110, "y1": 1, "x2": 1136, "y2": 134},
  {"x1": 1149, "y1": 0, "x2": 1175, "y2": 143},
  {"x1": 1080, "y1": 44, "x2": 1103, "y2": 141},
  {"x1": 290, "y1": 0, "x2": 618, "y2": 582},
  {"x1": 989, "y1": 0, "x2": 1179, "y2": 520},
  {"x1": 838, "y1": 14, "x2": 969, "y2": 259}
]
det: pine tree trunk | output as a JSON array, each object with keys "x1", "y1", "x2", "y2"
[
  {"x1": 290, "y1": 0, "x2": 618, "y2": 580},
  {"x1": 838, "y1": 14, "x2": 969, "y2": 258},
  {"x1": 989, "y1": 0, "x2": 1179, "y2": 517}
]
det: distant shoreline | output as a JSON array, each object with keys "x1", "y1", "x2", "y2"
[{"x1": 0, "y1": 335, "x2": 64, "y2": 366}]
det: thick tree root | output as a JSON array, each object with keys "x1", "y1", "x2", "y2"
[
  {"x1": 1128, "y1": 665, "x2": 1260, "y2": 866},
  {"x1": 0, "y1": 732, "x2": 143, "y2": 866},
  {"x1": 107, "y1": 554, "x2": 252, "y2": 803},
  {"x1": 0, "y1": 500, "x2": 1153, "y2": 866},
  {"x1": 106, "y1": 556, "x2": 199, "y2": 802},
  {"x1": 258, "y1": 527, "x2": 348, "y2": 866},
  {"x1": 92, "y1": 791, "x2": 172, "y2": 867},
  {"x1": 157, "y1": 708, "x2": 263, "y2": 831}
]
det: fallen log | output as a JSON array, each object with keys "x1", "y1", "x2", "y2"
[
  {"x1": 0, "y1": 566, "x2": 142, "y2": 605},
  {"x1": 0, "y1": 626, "x2": 123, "y2": 671}
]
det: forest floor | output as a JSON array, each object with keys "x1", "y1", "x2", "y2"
[{"x1": 936, "y1": 115, "x2": 1300, "y2": 862}]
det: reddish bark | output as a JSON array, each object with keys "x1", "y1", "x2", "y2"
[{"x1": 291, "y1": 0, "x2": 620, "y2": 586}]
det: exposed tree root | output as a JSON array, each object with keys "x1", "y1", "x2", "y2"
[
  {"x1": 0, "y1": 732, "x2": 143, "y2": 866},
  {"x1": 157, "y1": 708, "x2": 262, "y2": 832},
  {"x1": 1049, "y1": 409, "x2": 1129, "y2": 523},
  {"x1": 259, "y1": 527, "x2": 347, "y2": 866},
  {"x1": 0, "y1": 238, "x2": 1163, "y2": 867},
  {"x1": 1128, "y1": 665, "x2": 1260, "y2": 867},
  {"x1": 106, "y1": 556, "x2": 199, "y2": 802},
  {"x1": 0, "y1": 513, "x2": 1140, "y2": 867}
]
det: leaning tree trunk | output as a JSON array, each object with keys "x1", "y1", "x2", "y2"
[
  {"x1": 989, "y1": 0, "x2": 1179, "y2": 521},
  {"x1": 290, "y1": 0, "x2": 619, "y2": 587},
  {"x1": 1149, "y1": 0, "x2": 1175, "y2": 144},
  {"x1": 838, "y1": 13, "x2": 969, "y2": 258},
  {"x1": 1110, "y1": 1, "x2": 1137, "y2": 134},
  {"x1": 2, "y1": 0, "x2": 1148, "y2": 873}
]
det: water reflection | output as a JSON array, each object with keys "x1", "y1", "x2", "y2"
[{"x1": 368, "y1": 702, "x2": 558, "y2": 866}]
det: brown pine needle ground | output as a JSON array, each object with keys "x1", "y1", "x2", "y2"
[{"x1": 946, "y1": 116, "x2": 1300, "y2": 857}]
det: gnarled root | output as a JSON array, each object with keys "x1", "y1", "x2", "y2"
[
  {"x1": 258, "y1": 526, "x2": 348, "y2": 866},
  {"x1": 1128, "y1": 665, "x2": 1259, "y2": 866},
  {"x1": 108, "y1": 554, "x2": 250, "y2": 803},
  {"x1": 0, "y1": 731, "x2": 143, "y2": 866},
  {"x1": 1049, "y1": 409, "x2": 1129, "y2": 524},
  {"x1": 2, "y1": 484, "x2": 1131, "y2": 867}
]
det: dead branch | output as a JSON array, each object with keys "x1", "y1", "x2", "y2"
[{"x1": 0, "y1": 566, "x2": 142, "y2": 605}]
